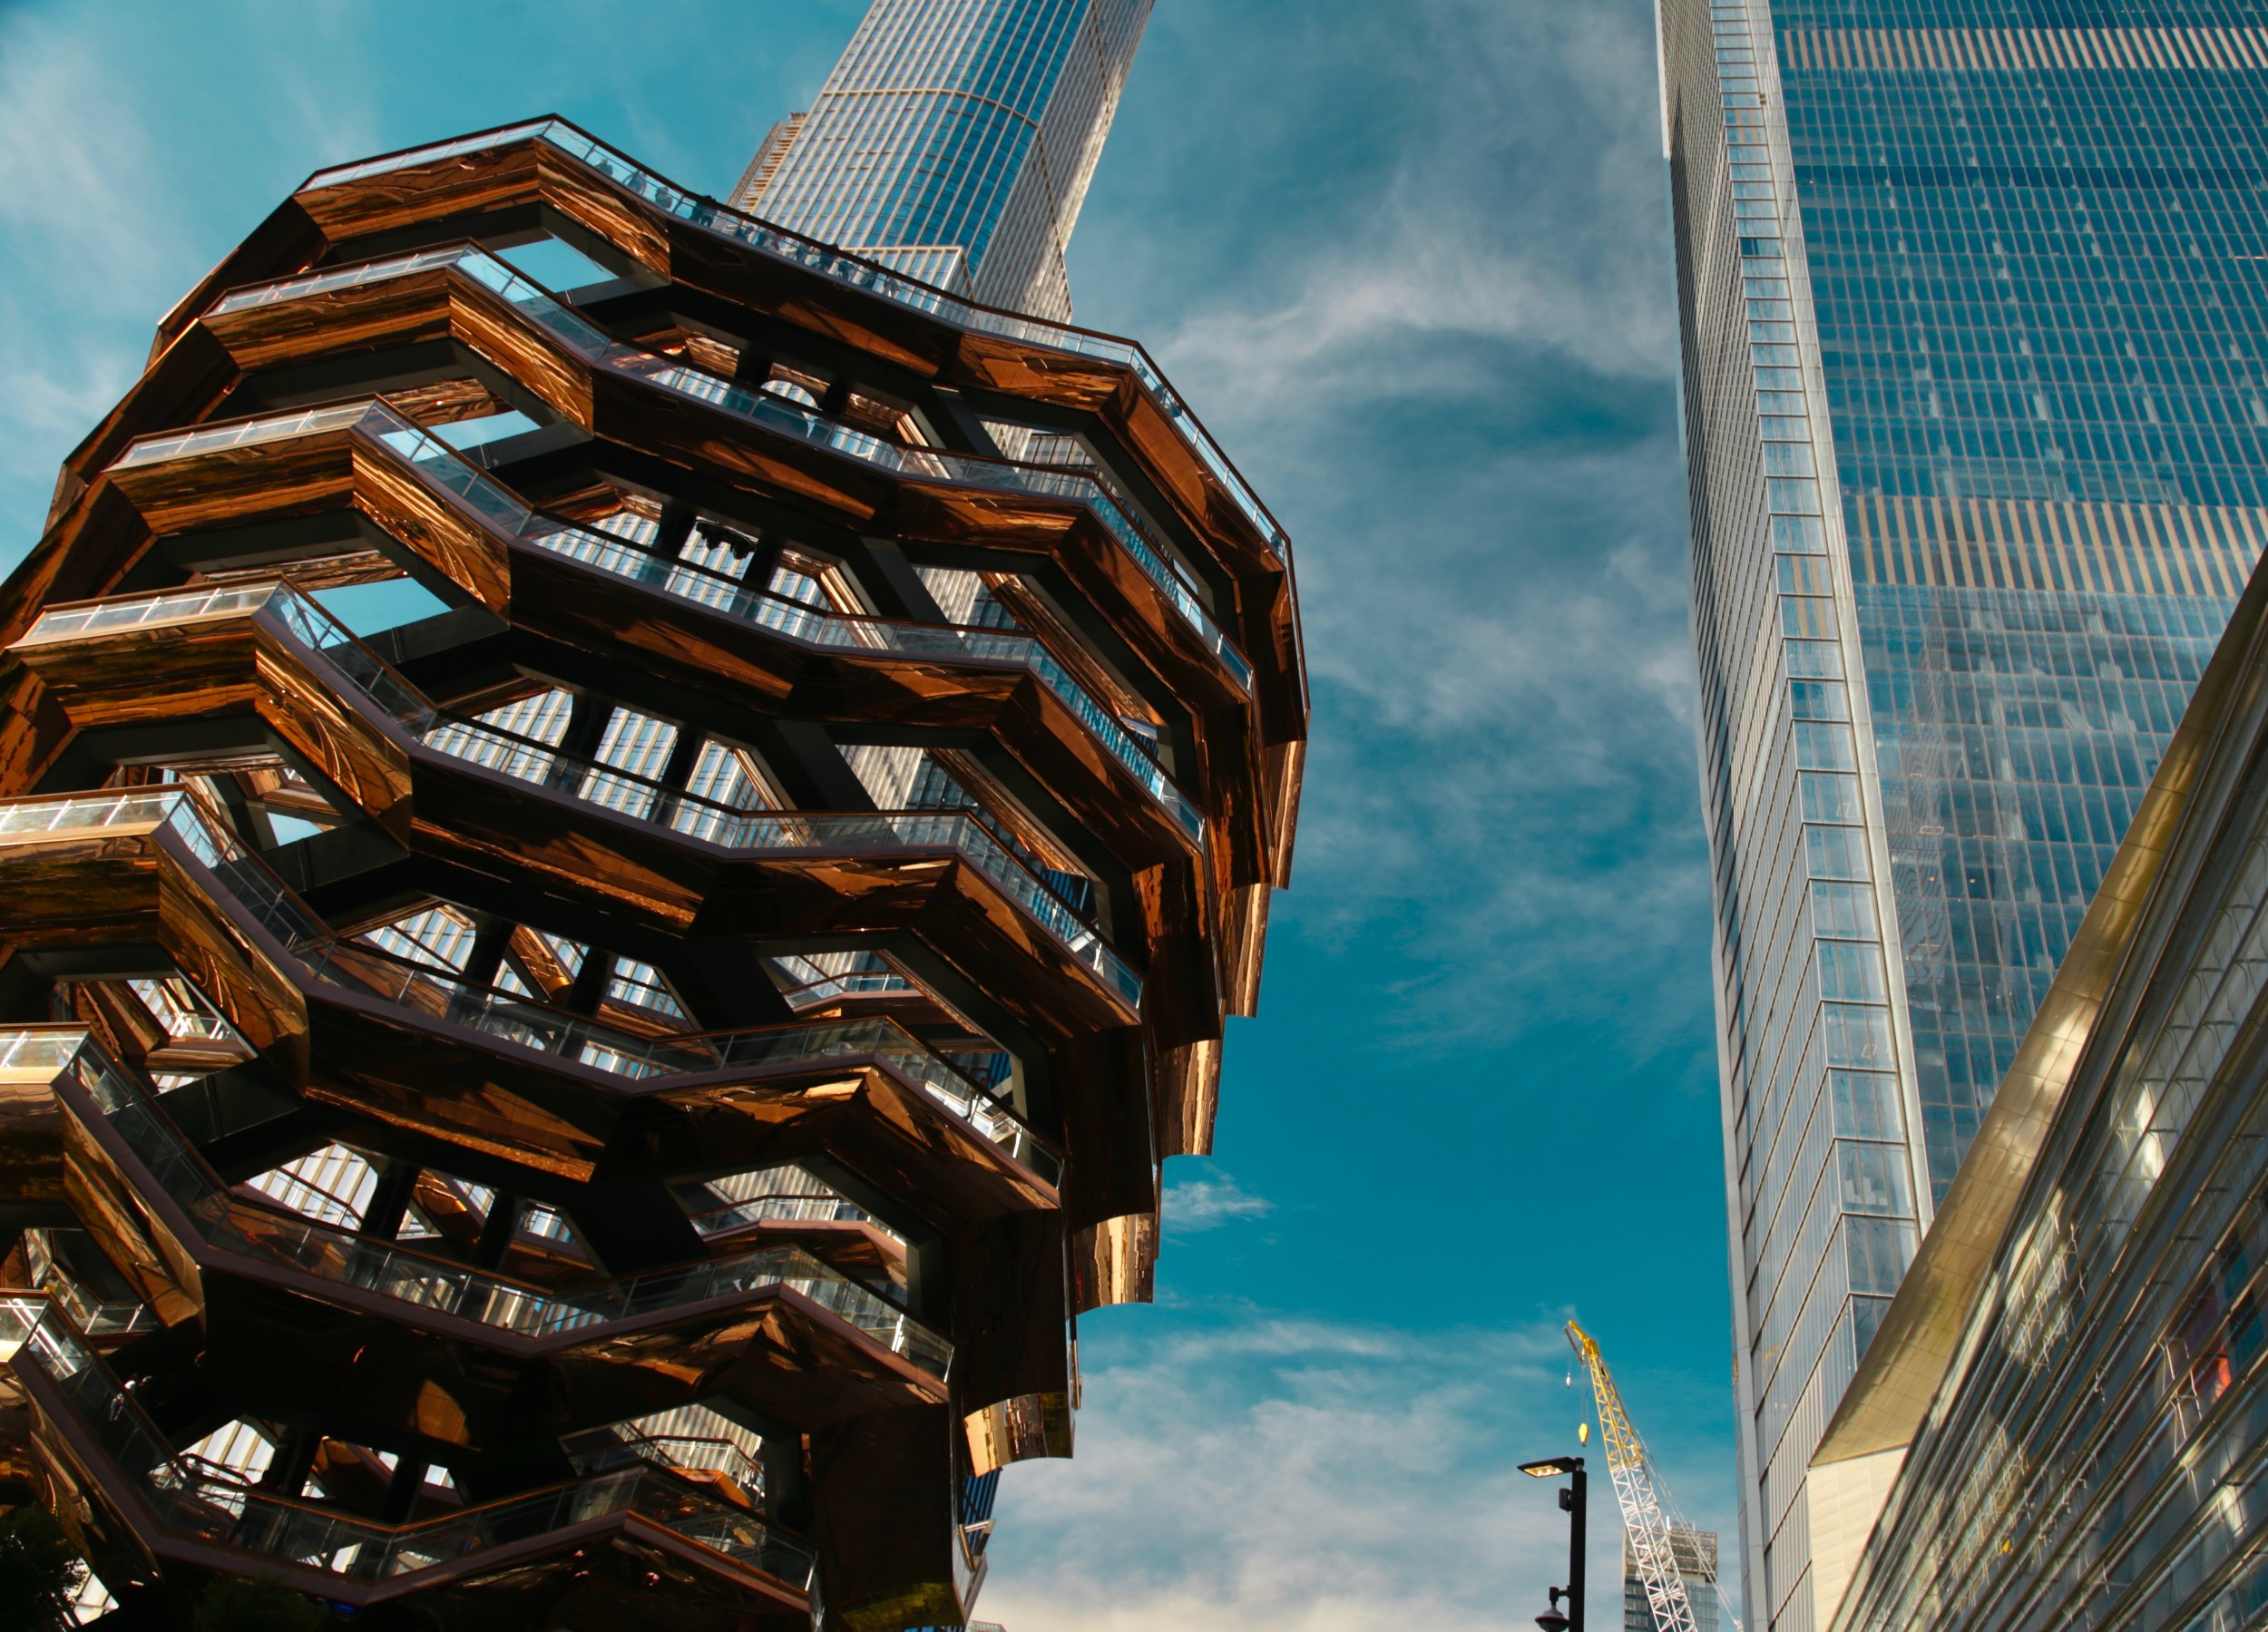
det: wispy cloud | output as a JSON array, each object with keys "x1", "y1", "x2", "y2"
[
  {"x1": 0, "y1": 0, "x2": 859, "y2": 559},
  {"x1": 986, "y1": 1309, "x2": 1739, "y2": 1632},
  {"x1": 1163, "y1": 1169, "x2": 1275, "y2": 1235},
  {"x1": 1074, "y1": 0, "x2": 1706, "y2": 1055},
  {"x1": 0, "y1": 13, "x2": 188, "y2": 504}
]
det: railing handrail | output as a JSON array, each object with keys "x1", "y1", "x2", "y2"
[
  {"x1": 175, "y1": 241, "x2": 1254, "y2": 693},
  {"x1": 271, "y1": 115, "x2": 1291, "y2": 565},
  {"x1": 35, "y1": 1028, "x2": 952, "y2": 1371},
  {"x1": 12, "y1": 578, "x2": 1146, "y2": 1008},
  {"x1": 13, "y1": 1298, "x2": 816, "y2": 1588},
  {"x1": 92, "y1": 396, "x2": 1208, "y2": 845}
]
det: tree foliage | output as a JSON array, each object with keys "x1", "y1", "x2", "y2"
[
  {"x1": 192, "y1": 1572, "x2": 327, "y2": 1632},
  {"x1": 0, "y1": 1504, "x2": 82, "y2": 1632}
]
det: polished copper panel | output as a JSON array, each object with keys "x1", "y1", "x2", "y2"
[
  {"x1": 16, "y1": 1337, "x2": 813, "y2": 1632},
  {"x1": 0, "y1": 116, "x2": 1307, "y2": 1631},
  {"x1": 1069, "y1": 1212, "x2": 1157, "y2": 1314},
  {"x1": 276, "y1": 132, "x2": 1293, "y2": 589},
  {"x1": 0, "y1": 1069, "x2": 65, "y2": 1208}
]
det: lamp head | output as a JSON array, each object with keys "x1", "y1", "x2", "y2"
[
  {"x1": 1537, "y1": 1584, "x2": 1571, "y2": 1631},
  {"x1": 1520, "y1": 1456, "x2": 1584, "y2": 1478}
]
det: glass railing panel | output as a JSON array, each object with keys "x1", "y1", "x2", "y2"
[
  {"x1": 454, "y1": 249, "x2": 628, "y2": 357},
  {"x1": 373, "y1": 421, "x2": 540, "y2": 536},
  {"x1": 298, "y1": 120, "x2": 1290, "y2": 562},
  {"x1": 15, "y1": 1312, "x2": 180, "y2": 1481},
  {"x1": 38, "y1": 1031, "x2": 952, "y2": 1373},
  {"x1": 21, "y1": 582, "x2": 273, "y2": 641},
  {"x1": 23, "y1": 580, "x2": 438, "y2": 737},
  {"x1": 152, "y1": 795, "x2": 334, "y2": 952},
  {"x1": 296, "y1": 120, "x2": 556, "y2": 191},
  {"x1": 0, "y1": 1031, "x2": 91, "y2": 1072},
  {"x1": 111, "y1": 401, "x2": 374, "y2": 471},
  {"x1": 0, "y1": 787, "x2": 327, "y2": 951},
  {"x1": 20, "y1": 1233, "x2": 159, "y2": 1336},
  {"x1": 259, "y1": 587, "x2": 436, "y2": 729},
  {"x1": 293, "y1": 943, "x2": 705, "y2": 1080},
  {"x1": 774, "y1": 970, "x2": 918, "y2": 1009},
  {"x1": 208, "y1": 244, "x2": 483, "y2": 317},
  {"x1": 689, "y1": 1195, "x2": 874, "y2": 1234},
  {"x1": 676, "y1": 808, "x2": 1140, "y2": 1007},
  {"x1": 96, "y1": 396, "x2": 1206, "y2": 842},
  {"x1": 16, "y1": 1300, "x2": 818, "y2": 1588},
  {"x1": 179, "y1": 243, "x2": 1251, "y2": 690},
  {"x1": 0, "y1": 788, "x2": 187, "y2": 837},
  {"x1": 694, "y1": 1017, "x2": 1058, "y2": 1180},
  {"x1": 0, "y1": 1295, "x2": 46, "y2": 1358},
  {"x1": 567, "y1": 1428, "x2": 766, "y2": 1491},
  {"x1": 0, "y1": 782, "x2": 1063, "y2": 1168}
]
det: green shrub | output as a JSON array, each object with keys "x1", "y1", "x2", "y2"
[
  {"x1": 191, "y1": 1572, "x2": 326, "y2": 1632},
  {"x1": 0, "y1": 1505, "x2": 82, "y2": 1632}
]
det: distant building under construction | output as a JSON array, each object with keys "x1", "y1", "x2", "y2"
[{"x1": 1625, "y1": 1527, "x2": 1722, "y2": 1632}]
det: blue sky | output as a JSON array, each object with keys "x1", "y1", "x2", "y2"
[{"x1": 0, "y1": 2, "x2": 1728, "y2": 1624}]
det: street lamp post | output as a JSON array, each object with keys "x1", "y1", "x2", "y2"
[{"x1": 1520, "y1": 1454, "x2": 1587, "y2": 1632}]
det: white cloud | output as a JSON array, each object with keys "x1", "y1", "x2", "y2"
[
  {"x1": 0, "y1": 14, "x2": 186, "y2": 499},
  {"x1": 982, "y1": 1310, "x2": 1740, "y2": 1632},
  {"x1": 1162, "y1": 1170, "x2": 1274, "y2": 1235},
  {"x1": 1069, "y1": 0, "x2": 1708, "y2": 1052}
]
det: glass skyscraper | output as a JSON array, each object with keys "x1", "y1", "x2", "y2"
[
  {"x1": 1662, "y1": 2, "x2": 2268, "y2": 1626},
  {"x1": 734, "y1": 0, "x2": 1152, "y2": 319}
]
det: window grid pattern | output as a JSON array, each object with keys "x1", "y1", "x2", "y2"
[
  {"x1": 242, "y1": 1144, "x2": 379, "y2": 1230},
  {"x1": 605, "y1": 960, "x2": 686, "y2": 1021},
  {"x1": 744, "y1": 0, "x2": 1152, "y2": 319},
  {"x1": 1840, "y1": 718, "x2": 2268, "y2": 1630},
  {"x1": 363, "y1": 906, "x2": 479, "y2": 973},
  {"x1": 1671, "y1": 0, "x2": 2268, "y2": 1623},
  {"x1": 1780, "y1": 0, "x2": 2268, "y2": 1211},
  {"x1": 1667, "y1": 0, "x2": 1932, "y2": 1618}
]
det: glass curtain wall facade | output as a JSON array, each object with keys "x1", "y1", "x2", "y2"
[
  {"x1": 736, "y1": 0, "x2": 1152, "y2": 320},
  {"x1": 1663, "y1": 2, "x2": 2268, "y2": 1627},
  {"x1": 1829, "y1": 548, "x2": 2268, "y2": 1630}
]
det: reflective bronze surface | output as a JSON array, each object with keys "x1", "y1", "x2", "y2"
[{"x1": 0, "y1": 116, "x2": 1305, "y2": 1632}]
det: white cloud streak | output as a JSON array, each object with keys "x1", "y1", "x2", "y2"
[
  {"x1": 1162, "y1": 1170, "x2": 1275, "y2": 1235},
  {"x1": 0, "y1": 15, "x2": 186, "y2": 503},
  {"x1": 1071, "y1": 0, "x2": 1709, "y2": 1054},
  {"x1": 983, "y1": 1311, "x2": 1740, "y2": 1632}
]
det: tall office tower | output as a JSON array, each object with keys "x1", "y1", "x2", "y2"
[
  {"x1": 1624, "y1": 1529, "x2": 1723, "y2": 1632},
  {"x1": 0, "y1": 115, "x2": 1304, "y2": 1629},
  {"x1": 734, "y1": 0, "x2": 1152, "y2": 322},
  {"x1": 1818, "y1": 529, "x2": 2268, "y2": 1627},
  {"x1": 1659, "y1": 1, "x2": 2268, "y2": 1626}
]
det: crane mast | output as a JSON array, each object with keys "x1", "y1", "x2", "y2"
[{"x1": 1565, "y1": 1321, "x2": 1740, "y2": 1632}]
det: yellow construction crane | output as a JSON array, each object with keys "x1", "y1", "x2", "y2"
[{"x1": 1566, "y1": 1321, "x2": 1741, "y2": 1632}]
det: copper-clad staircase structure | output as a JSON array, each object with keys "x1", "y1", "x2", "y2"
[{"x1": 0, "y1": 117, "x2": 1305, "y2": 1631}]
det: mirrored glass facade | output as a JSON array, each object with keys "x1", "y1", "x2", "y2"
[
  {"x1": 1661, "y1": 2, "x2": 2268, "y2": 1626},
  {"x1": 1833, "y1": 556, "x2": 2268, "y2": 1631},
  {"x1": 736, "y1": 0, "x2": 1151, "y2": 319}
]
